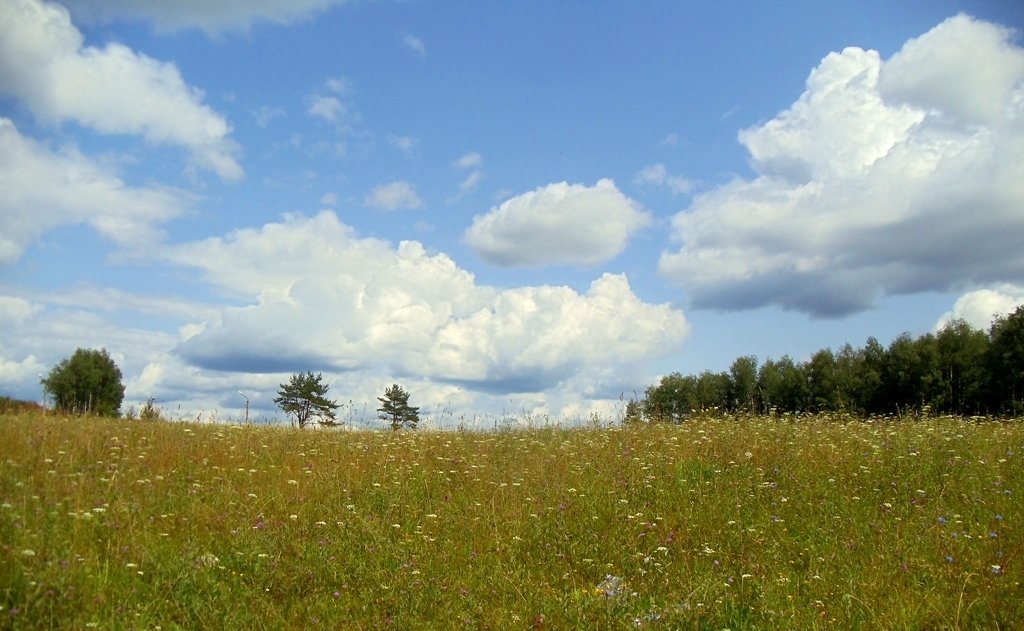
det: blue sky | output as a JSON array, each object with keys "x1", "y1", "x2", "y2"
[{"x1": 2, "y1": 0, "x2": 1023, "y2": 425}]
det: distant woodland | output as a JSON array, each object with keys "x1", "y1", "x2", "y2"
[{"x1": 635, "y1": 305, "x2": 1024, "y2": 421}]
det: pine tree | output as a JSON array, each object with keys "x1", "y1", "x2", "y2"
[
  {"x1": 274, "y1": 372, "x2": 339, "y2": 428},
  {"x1": 377, "y1": 384, "x2": 420, "y2": 431}
]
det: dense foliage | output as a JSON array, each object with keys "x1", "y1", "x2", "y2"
[
  {"x1": 274, "y1": 372, "x2": 339, "y2": 428},
  {"x1": 41, "y1": 348, "x2": 125, "y2": 416},
  {"x1": 641, "y1": 307, "x2": 1024, "y2": 421}
]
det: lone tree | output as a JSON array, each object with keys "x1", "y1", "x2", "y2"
[
  {"x1": 377, "y1": 384, "x2": 419, "y2": 431},
  {"x1": 42, "y1": 348, "x2": 125, "y2": 416},
  {"x1": 274, "y1": 372, "x2": 339, "y2": 428}
]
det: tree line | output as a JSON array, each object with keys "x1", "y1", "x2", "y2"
[{"x1": 633, "y1": 306, "x2": 1024, "y2": 422}]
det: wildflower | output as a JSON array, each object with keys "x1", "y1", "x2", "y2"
[
  {"x1": 991, "y1": 565, "x2": 1002, "y2": 576},
  {"x1": 945, "y1": 555, "x2": 954, "y2": 564},
  {"x1": 287, "y1": 480, "x2": 298, "y2": 485},
  {"x1": 595, "y1": 575, "x2": 624, "y2": 598},
  {"x1": 198, "y1": 553, "x2": 219, "y2": 567},
  {"x1": 20, "y1": 549, "x2": 35, "y2": 557},
  {"x1": 937, "y1": 516, "x2": 947, "y2": 526}
]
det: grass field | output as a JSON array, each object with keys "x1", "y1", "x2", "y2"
[{"x1": 1, "y1": 412, "x2": 1021, "y2": 629}]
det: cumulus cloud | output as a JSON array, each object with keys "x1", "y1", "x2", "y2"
[
  {"x1": 659, "y1": 15, "x2": 1024, "y2": 317},
  {"x1": 165, "y1": 212, "x2": 688, "y2": 393},
  {"x1": 0, "y1": 288, "x2": 180, "y2": 398},
  {"x1": 365, "y1": 181, "x2": 423, "y2": 211},
  {"x1": 0, "y1": 118, "x2": 188, "y2": 265},
  {"x1": 936, "y1": 286, "x2": 1024, "y2": 332},
  {"x1": 60, "y1": 0, "x2": 348, "y2": 35},
  {"x1": 633, "y1": 163, "x2": 694, "y2": 195},
  {"x1": 0, "y1": 0, "x2": 242, "y2": 180},
  {"x1": 465, "y1": 179, "x2": 652, "y2": 267},
  {"x1": 879, "y1": 15, "x2": 1024, "y2": 126}
]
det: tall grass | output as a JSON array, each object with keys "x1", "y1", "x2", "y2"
[{"x1": 1, "y1": 412, "x2": 1021, "y2": 629}]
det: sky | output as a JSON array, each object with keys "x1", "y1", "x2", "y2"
[{"x1": 2, "y1": 0, "x2": 1023, "y2": 427}]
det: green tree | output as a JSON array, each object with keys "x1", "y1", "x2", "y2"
[
  {"x1": 728, "y1": 356, "x2": 758, "y2": 412},
  {"x1": 935, "y1": 319, "x2": 990, "y2": 414},
  {"x1": 881, "y1": 332, "x2": 940, "y2": 414},
  {"x1": 988, "y1": 305, "x2": 1024, "y2": 414},
  {"x1": 806, "y1": 349, "x2": 839, "y2": 412},
  {"x1": 757, "y1": 356, "x2": 807, "y2": 413},
  {"x1": 377, "y1": 384, "x2": 420, "y2": 431},
  {"x1": 694, "y1": 370, "x2": 730, "y2": 412},
  {"x1": 833, "y1": 343, "x2": 861, "y2": 412},
  {"x1": 855, "y1": 337, "x2": 887, "y2": 413},
  {"x1": 622, "y1": 398, "x2": 644, "y2": 424},
  {"x1": 756, "y1": 358, "x2": 783, "y2": 414},
  {"x1": 643, "y1": 372, "x2": 698, "y2": 422},
  {"x1": 42, "y1": 348, "x2": 125, "y2": 416},
  {"x1": 274, "y1": 372, "x2": 339, "y2": 428}
]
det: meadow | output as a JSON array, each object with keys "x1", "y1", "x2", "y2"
[{"x1": 1, "y1": 412, "x2": 1021, "y2": 629}]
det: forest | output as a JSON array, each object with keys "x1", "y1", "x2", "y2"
[{"x1": 635, "y1": 305, "x2": 1024, "y2": 421}]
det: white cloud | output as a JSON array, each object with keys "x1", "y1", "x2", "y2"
[
  {"x1": 0, "y1": 118, "x2": 188, "y2": 265},
  {"x1": 252, "y1": 105, "x2": 285, "y2": 128},
  {"x1": 448, "y1": 152, "x2": 484, "y2": 201},
  {"x1": 936, "y1": 286, "x2": 1024, "y2": 332},
  {"x1": 660, "y1": 133, "x2": 678, "y2": 147},
  {"x1": 364, "y1": 181, "x2": 423, "y2": 211},
  {"x1": 60, "y1": 0, "x2": 349, "y2": 35},
  {"x1": 633, "y1": 163, "x2": 694, "y2": 195},
  {"x1": 388, "y1": 134, "x2": 418, "y2": 156},
  {"x1": 307, "y1": 95, "x2": 346, "y2": 123},
  {"x1": 0, "y1": 0, "x2": 242, "y2": 180},
  {"x1": 660, "y1": 15, "x2": 1024, "y2": 317},
  {"x1": 464, "y1": 179, "x2": 652, "y2": 267},
  {"x1": 324, "y1": 77, "x2": 350, "y2": 94},
  {"x1": 0, "y1": 296, "x2": 41, "y2": 328},
  {"x1": 319, "y1": 192, "x2": 338, "y2": 207},
  {"x1": 458, "y1": 171, "x2": 485, "y2": 195},
  {"x1": 402, "y1": 33, "x2": 426, "y2": 57},
  {"x1": 0, "y1": 288, "x2": 181, "y2": 401},
  {"x1": 454, "y1": 152, "x2": 483, "y2": 170},
  {"x1": 879, "y1": 14, "x2": 1024, "y2": 126},
  {"x1": 164, "y1": 212, "x2": 689, "y2": 394}
]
